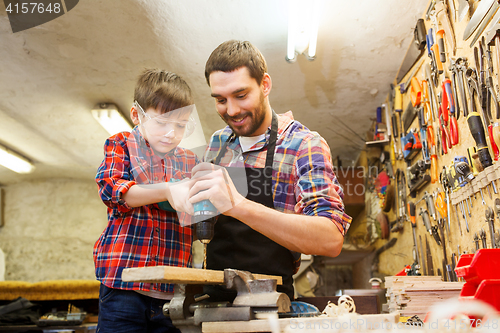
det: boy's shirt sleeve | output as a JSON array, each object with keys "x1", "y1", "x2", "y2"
[{"x1": 96, "y1": 133, "x2": 136, "y2": 213}]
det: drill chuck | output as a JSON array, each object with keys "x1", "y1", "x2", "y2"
[
  {"x1": 193, "y1": 199, "x2": 217, "y2": 244},
  {"x1": 195, "y1": 219, "x2": 216, "y2": 244}
]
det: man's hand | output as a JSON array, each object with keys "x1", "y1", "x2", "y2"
[
  {"x1": 166, "y1": 178, "x2": 195, "y2": 215},
  {"x1": 189, "y1": 162, "x2": 244, "y2": 215}
]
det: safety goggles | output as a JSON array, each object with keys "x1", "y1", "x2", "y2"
[{"x1": 134, "y1": 101, "x2": 196, "y2": 140}]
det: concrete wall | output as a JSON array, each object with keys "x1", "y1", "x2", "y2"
[{"x1": 0, "y1": 179, "x2": 107, "y2": 282}]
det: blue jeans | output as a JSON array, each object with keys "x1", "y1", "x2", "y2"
[{"x1": 97, "y1": 284, "x2": 181, "y2": 333}]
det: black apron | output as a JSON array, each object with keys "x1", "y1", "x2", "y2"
[{"x1": 205, "y1": 112, "x2": 295, "y2": 301}]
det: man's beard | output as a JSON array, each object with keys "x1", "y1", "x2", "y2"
[{"x1": 223, "y1": 92, "x2": 267, "y2": 137}]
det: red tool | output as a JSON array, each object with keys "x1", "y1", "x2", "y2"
[
  {"x1": 443, "y1": 78, "x2": 459, "y2": 145},
  {"x1": 439, "y1": 88, "x2": 451, "y2": 154},
  {"x1": 403, "y1": 130, "x2": 422, "y2": 151},
  {"x1": 488, "y1": 125, "x2": 499, "y2": 161},
  {"x1": 395, "y1": 265, "x2": 411, "y2": 276}
]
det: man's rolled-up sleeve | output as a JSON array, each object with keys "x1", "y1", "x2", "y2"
[
  {"x1": 95, "y1": 135, "x2": 136, "y2": 213},
  {"x1": 294, "y1": 135, "x2": 352, "y2": 236}
]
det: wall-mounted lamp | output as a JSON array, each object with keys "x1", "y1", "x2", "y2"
[
  {"x1": 91, "y1": 103, "x2": 133, "y2": 136},
  {"x1": 286, "y1": 0, "x2": 322, "y2": 63},
  {"x1": 0, "y1": 144, "x2": 35, "y2": 174}
]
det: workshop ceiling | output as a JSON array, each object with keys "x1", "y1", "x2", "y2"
[{"x1": 0, "y1": 0, "x2": 429, "y2": 184}]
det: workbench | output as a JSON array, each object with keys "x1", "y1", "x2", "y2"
[
  {"x1": 0, "y1": 322, "x2": 97, "y2": 333},
  {"x1": 121, "y1": 266, "x2": 385, "y2": 333},
  {"x1": 0, "y1": 280, "x2": 99, "y2": 332}
]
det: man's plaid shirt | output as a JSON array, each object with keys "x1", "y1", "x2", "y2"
[
  {"x1": 205, "y1": 111, "x2": 351, "y2": 267},
  {"x1": 94, "y1": 128, "x2": 198, "y2": 293}
]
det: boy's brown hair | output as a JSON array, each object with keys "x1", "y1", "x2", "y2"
[
  {"x1": 134, "y1": 69, "x2": 193, "y2": 113},
  {"x1": 205, "y1": 40, "x2": 267, "y2": 86}
]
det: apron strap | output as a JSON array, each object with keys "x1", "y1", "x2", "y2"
[{"x1": 264, "y1": 111, "x2": 278, "y2": 177}]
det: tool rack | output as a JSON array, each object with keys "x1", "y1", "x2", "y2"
[{"x1": 366, "y1": 0, "x2": 500, "y2": 296}]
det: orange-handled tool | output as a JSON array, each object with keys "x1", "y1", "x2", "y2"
[
  {"x1": 410, "y1": 77, "x2": 422, "y2": 107},
  {"x1": 427, "y1": 125, "x2": 436, "y2": 147},
  {"x1": 435, "y1": 191, "x2": 447, "y2": 221},
  {"x1": 422, "y1": 79, "x2": 433, "y2": 124},
  {"x1": 436, "y1": 30, "x2": 446, "y2": 63},
  {"x1": 431, "y1": 147, "x2": 438, "y2": 184},
  {"x1": 431, "y1": 43, "x2": 444, "y2": 74},
  {"x1": 408, "y1": 201, "x2": 416, "y2": 227},
  {"x1": 435, "y1": 190, "x2": 450, "y2": 238}
]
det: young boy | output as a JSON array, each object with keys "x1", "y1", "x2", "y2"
[{"x1": 94, "y1": 69, "x2": 198, "y2": 332}]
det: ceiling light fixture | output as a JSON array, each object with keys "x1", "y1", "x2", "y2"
[
  {"x1": 286, "y1": 0, "x2": 322, "y2": 63},
  {"x1": 91, "y1": 103, "x2": 133, "y2": 135},
  {"x1": 0, "y1": 144, "x2": 35, "y2": 174}
]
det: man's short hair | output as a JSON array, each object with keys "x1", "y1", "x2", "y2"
[
  {"x1": 205, "y1": 40, "x2": 268, "y2": 86},
  {"x1": 134, "y1": 69, "x2": 193, "y2": 113}
]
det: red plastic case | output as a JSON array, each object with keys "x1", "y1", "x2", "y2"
[{"x1": 454, "y1": 249, "x2": 500, "y2": 311}]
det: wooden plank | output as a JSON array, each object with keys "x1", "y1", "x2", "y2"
[
  {"x1": 385, "y1": 275, "x2": 463, "y2": 318},
  {"x1": 122, "y1": 266, "x2": 282, "y2": 285},
  {"x1": 202, "y1": 313, "x2": 400, "y2": 333},
  {"x1": 203, "y1": 318, "x2": 288, "y2": 333}
]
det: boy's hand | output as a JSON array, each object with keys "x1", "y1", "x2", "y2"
[
  {"x1": 167, "y1": 178, "x2": 195, "y2": 215},
  {"x1": 189, "y1": 163, "x2": 244, "y2": 215}
]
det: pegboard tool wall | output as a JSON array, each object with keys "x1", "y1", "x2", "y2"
[{"x1": 375, "y1": 0, "x2": 500, "y2": 279}]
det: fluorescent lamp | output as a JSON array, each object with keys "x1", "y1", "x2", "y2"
[
  {"x1": 286, "y1": 0, "x2": 322, "y2": 62},
  {"x1": 286, "y1": 0, "x2": 299, "y2": 62},
  {"x1": 92, "y1": 103, "x2": 133, "y2": 135},
  {"x1": 0, "y1": 144, "x2": 35, "y2": 174},
  {"x1": 307, "y1": 0, "x2": 321, "y2": 59}
]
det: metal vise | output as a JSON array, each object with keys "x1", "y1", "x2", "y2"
[{"x1": 164, "y1": 268, "x2": 290, "y2": 333}]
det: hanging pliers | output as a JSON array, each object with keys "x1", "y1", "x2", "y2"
[
  {"x1": 480, "y1": 37, "x2": 500, "y2": 160},
  {"x1": 442, "y1": 78, "x2": 459, "y2": 146},
  {"x1": 438, "y1": 90, "x2": 452, "y2": 154}
]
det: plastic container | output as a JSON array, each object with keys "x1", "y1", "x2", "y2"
[{"x1": 454, "y1": 249, "x2": 500, "y2": 311}]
